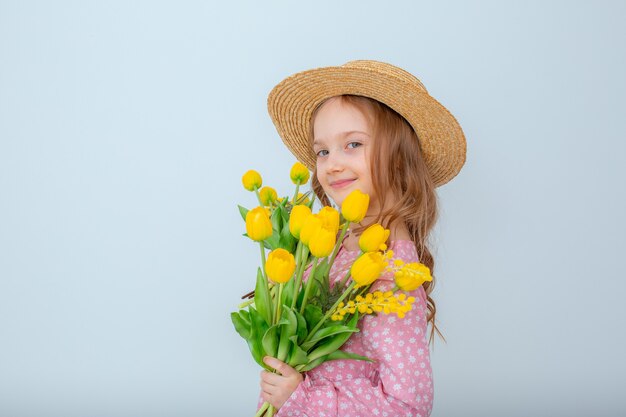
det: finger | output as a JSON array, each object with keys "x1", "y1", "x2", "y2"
[
  {"x1": 260, "y1": 371, "x2": 284, "y2": 386},
  {"x1": 261, "y1": 391, "x2": 272, "y2": 402},
  {"x1": 260, "y1": 381, "x2": 278, "y2": 396},
  {"x1": 263, "y1": 356, "x2": 298, "y2": 377}
]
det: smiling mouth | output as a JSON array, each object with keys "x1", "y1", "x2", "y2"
[{"x1": 330, "y1": 179, "x2": 356, "y2": 189}]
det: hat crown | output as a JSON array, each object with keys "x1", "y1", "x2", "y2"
[{"x1": 342, "y1": 60, "x2": 428, "y2": 94}]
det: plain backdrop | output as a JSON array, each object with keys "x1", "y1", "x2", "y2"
[{"x1": 1, "y1": 1, "x2": 625, "y2": 416}]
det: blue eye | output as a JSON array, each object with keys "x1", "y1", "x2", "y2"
[
  {"x1": 316, "y1": 149, "x2": 329, "y2": 157},
  {"x1": 347, "y1": 142, "x2": 362, "y2": 149}
]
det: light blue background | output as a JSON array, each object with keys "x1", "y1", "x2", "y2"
[{"x1": 1, "y1": 1, "x2": 625, "y2": 416}]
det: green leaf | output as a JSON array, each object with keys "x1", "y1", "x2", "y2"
[
  {"x1": 325, "y1": 349, "x2": 374, "y2": 362},
  {"x1": 265, "y1": 230, "x2": 281, "y2": 250},
  {"x1": 302, "y1": 304, "x2": 323, "y2": 332},
  {"x1": 270, "y1": 206, "x2": 282, "y2": 233},
  {"x1": 282, "y1": 277, "x2": 295, "y2": 308},
  {"x1": 287, "y1": 338, "x2": 309, "y2": 367},
  {"x1": 254, "y1": 268, "x2": 272, "y2": 326},
  {"x1": 294, "y1": 310, "x2": 308, "y2": 344},
  {"x1": 248, "y1": 308, "x2": 270, "y2": 369},
  {"x1": 314, "y1": 258, "x2": 330, "y2": 306},
  {"x1": 277, "y1": 307, "x2": 298, "y2": 362},
  {"x1": 300, "y1": 324, "x2": 359, "y2": 351},
  {"x1": 279, "y1": 222, "x2": 296, "y2": 253},
  {"x1": 230, "y1": 310, "x2": 251, "y2": 340},
  {"x1": 238, "y1": 205, "x2": 249, "y2": 222},
  {"x1": 306, "y1": 313, "x2": 360, "y2": 361},
  {"x1": 262, "y1": 324, "x2": 280, "y2": 359},
  {"x1": 279, "y1": 203, "x2": 290, "y2": 225},
  {"x1": 296, "y1": 355, "x2": 326, "y2": 372}
]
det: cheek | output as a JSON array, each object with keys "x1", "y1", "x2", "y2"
[{"x1": 315, "y1": 165, "x2": 326, "y2": 185}]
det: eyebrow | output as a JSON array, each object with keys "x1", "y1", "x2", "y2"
[{"x1": 313, "y1": 130, "x2": 370, "y2": 145}]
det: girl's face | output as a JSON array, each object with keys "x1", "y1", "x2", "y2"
[{"x1": 312, "y1": 97, "x2": 376, "y2": 208}]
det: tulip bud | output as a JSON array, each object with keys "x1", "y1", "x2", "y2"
[
  {"x1": 308, "y1": 226, "x2": 336, "y2": 258},
  {"x1": 290, "y1": 162, "x2": 310, "y2": 185},
  {"x1": 358, "y1": 224, "x2": 390, "y2": 252},
  {"x1": 265, "y1": 248, "x2": 296, "y2": 284},
  {"x1": 350, "y1": 251, "x2": 387, "y2": 287},
  {"x1": 289, "y1": 205, "x2": 312, "y2": 239},
  {"x1": 394, "y1": 262, "x2": 432, "y2": 291},
  {"x1": 245, "y1": 206, "x2": 273, "y2": 241},
  {"x1": 299, "y1": 214, "x2": 322, "y2": 245},
  {"x1": 341, "y1": 189, "x2": 369, "y2": 223},
  {"x1": 259, "y1": 186, "x2": 277, "y2": 206},
  {"x1": 242, "y1": 170, "x2": 262, "y2": 191},
  {"x1": 318, "y1": 206, "x2": 340, "y2": 235}
]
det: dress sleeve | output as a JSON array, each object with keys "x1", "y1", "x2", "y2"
[{"x1": 270, "y1": 279, "x2": 434, "y2": 417}]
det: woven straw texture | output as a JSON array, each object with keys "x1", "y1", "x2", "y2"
[{"x1": 267, "y1": 60, "x2": 467, "y2": 188}]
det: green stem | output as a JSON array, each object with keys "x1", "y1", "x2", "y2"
[
  {"x1": 237, "y1": 299, "x2": 254, "y2": 309},
  {"x1": 337, "y1": 250, "x2": 362, "y2": 289},
  {"x1": 274, "y1": 283, "x2": 283, "y2": 324},
  {"x1": 328, "y1": 222, "x2": 351, "y2": 269},
  {"x1": 290, "y1": 242, "x2": 305, "y2": 309},
  {"x1": 299, "y1": 257, "x2": 318, "y2": 314},
  {"x1": 292, "y1": 182, "x2": 301, "y2": 204},
  {"x1": 259, "y1": 242, "x2": 272, "y2": 321},
  {"x1": 254, "y1": 186, "x2": 263, "y2": 206},
  {"x1": 268, "y1": 405, "x2": 275, "y2": 417},
  {"x1": 259, "y1": 242, "x2": 267, "y2": 277},
  {"x1": 304, "y1": 281, "x2": 356, "y2": 343},
  {"x1": 254, "y1": 401, "x2": 270, "y2": 417}
]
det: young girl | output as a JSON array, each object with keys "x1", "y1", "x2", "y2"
[{"x1": 257, "y1": 60, "x2": 466, "y2": 416}]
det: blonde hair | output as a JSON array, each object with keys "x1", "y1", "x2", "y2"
[{"x1": 310, "y1": 95, "x2": 445, "y2": 346}]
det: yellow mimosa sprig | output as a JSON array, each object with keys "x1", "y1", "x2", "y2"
[
  {"x1": 331, "y1": 291, "x2": 416, "y2": 320},
  {"x1": 389, "y1": 259, "x2": 433, "y2": 292}
]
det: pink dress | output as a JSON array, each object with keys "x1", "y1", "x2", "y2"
[{"x1": 258, "y1": 240, "x2": 434, "y2": 417}]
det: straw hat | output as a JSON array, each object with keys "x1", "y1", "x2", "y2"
[{"x1": 267, "y1": 60, "x2": 467, "y2": 187}]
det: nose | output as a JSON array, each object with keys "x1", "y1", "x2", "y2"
[{"x1": 325, "y1": 150, "x2": 345, "y2": 174}]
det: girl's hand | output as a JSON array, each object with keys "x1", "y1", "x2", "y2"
[{"x1": 260, "y1": 356, "x2": 303, "y2": 410}]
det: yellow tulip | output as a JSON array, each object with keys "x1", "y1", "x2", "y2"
[
  {"x1": 299, "y1": 214, "x2": 322, "y2": 245},
  {"x1": 350, "y1": 251, "x2": 387, "y2": 287},
  {"x1": 359, "y1": 224, "x2": 390, "y2": 252},
  {"x1": 318, "y1": 206, "x2": 340, "y2": 235},
  {"x1": 308, "y1": 226, "x2": 336, "y2": 258},
  {"x1": 242, "y1": 170, "x2": 262, "y2": 191},
  {"x1": 245, "y1": 206, "x2": 273, "y2": 241},
  {"x1": 289, "y1": 205, "x2": 311, "y2": 239},
  {"x1": 265, "y1": 248, "x2": 296, "y2": 284},
  {"x1": 290, "y1": 162, "x2": 310, "y2": 185},
  {"x1": 259, "y1": 186, "x2": 277, "y2": 206},
  {"x1": 341, "y1": 189, "x2": 369, "y2": 223},
  {"x1": 394, "y1": 262, "x2": 433, "y2": 291}
]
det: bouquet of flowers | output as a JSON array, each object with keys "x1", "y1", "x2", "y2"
[{"x1": 231, "y1": 163, "x2": 433, "y2": 417}]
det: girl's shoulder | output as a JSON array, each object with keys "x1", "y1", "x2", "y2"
[{"x1": 388, "y1": 239, "x2": 419, "y2": 263}]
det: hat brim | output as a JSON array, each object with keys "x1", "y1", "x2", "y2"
[{"x1": 267, "y1": 61, "x2": 466, "y2": 187}]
